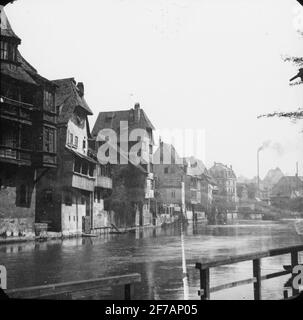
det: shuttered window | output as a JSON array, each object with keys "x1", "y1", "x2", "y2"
[{"x1": 44, "y1": 127, "x2": 55, "y2": 153}]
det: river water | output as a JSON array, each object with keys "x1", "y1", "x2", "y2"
[{"x1": 0, "y1": 220, "x2": 302, "y2": 300}]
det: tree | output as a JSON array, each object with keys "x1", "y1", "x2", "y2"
[{"x1": 259, "y1": 1, "x2": 303, "y2": 123}]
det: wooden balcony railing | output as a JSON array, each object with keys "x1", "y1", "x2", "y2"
[
  {"x1": 0, "y1": 95, "x2": 35, "y2": 123},
  {"x1": 96, "y1": 175, "x2": 112, "y2": 189},
  {"x1": 195, "y1": 244, "x2": 303, "y2": 300},
  {"x1": 0, "y1": 145, "x2": 32, "y2": 164},
  {"x1": 5, "y1": 273, "x2": 141, "y2": 300}
]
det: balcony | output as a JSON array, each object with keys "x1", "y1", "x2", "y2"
[
  {"x1": 32, "y1": 151, "x2": 57, "y2": 168},
  {"x1": 0, "y1": 96, "x2": 35, "y2": 124},
  {"x1": 0, "y1": 145, "x2": 32, "y2": 166},
  {"x1": 72, "y1": 172, "x2": 95, "y2": 192},
  {"x1": 96, "y1": 176, "x2": 112, "y2": 189}
]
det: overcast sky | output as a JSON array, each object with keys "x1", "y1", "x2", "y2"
[{"x1": 5, "y1": 0, "x2": 303, "y2": 179}]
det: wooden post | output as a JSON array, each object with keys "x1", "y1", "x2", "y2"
[
  {"x1": 124, "y1": 283, "x2": 132, "y2": 300},
  {"x1": 199, "y1": 268, "x2": 210, "y2": 300},
  {"x1": 291, "y1": 251, "x2": 299, "y2": 297},
  {"x1": 253, "y1": 259, "x2": 261, "y2": 300}
]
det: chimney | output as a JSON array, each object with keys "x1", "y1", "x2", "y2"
[
  {"x1": 77, "y1": 82, "x2": 84, "y2": 97},
  {"x1": 296, "y1": 161, "x2": 299, "y2": 177},
  {"x1": 160, "y1": 139, "x2": 163, "y2": 164},
  {"x1": 134, "y1": 103, "x2": 140, "y2": 123}
]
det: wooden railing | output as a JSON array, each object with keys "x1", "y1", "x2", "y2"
[
  {"x1": 5, "y1": 273, "x2": 141, "y2": 300},
  {"x1": 195, "y1": 244, "x2": 303, "y2": 300},
  {"x1": 0, "y1": 145, "x2": 32, "y2": 164}
]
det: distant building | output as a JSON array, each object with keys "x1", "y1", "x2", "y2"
[
  {"x1": 270, "y1": 176, "x2": 303, "y2": 207},
  {"x1": 209, "y1": 162, "x2": 237, "y2": 205},
  {"x1": 153, "y1": 142, "x2": 213, "y2": 220},
  {"x1": 92, "y1": 103, "x2": 155, "y2": 228},
  {"x1": 0, "y1": 8, "x2": 57, "y2": 237},
  {"x1": 153, "y1": 142, "x2": 185, "y2": 217},
  {"x1": 237, "y1": 183, "x2": 249, "y2": 202}
]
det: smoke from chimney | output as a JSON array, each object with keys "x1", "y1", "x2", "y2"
[{"x1": 258, "y1": 140, "x2": 284, "y2": 156}]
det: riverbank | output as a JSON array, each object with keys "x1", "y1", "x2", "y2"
[{"x1": 0, "y1": 220, "x2": 180, "y2": 245}]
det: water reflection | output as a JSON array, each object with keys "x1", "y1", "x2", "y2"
[{"x1": 0, "y1": 220, "x2": 302, "y2": 299}]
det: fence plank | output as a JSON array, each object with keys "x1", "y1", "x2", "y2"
[{"x1": 6, "y1": 273, "x2": 141, "y2": 300}]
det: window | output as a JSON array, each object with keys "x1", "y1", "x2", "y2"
[
  {"x1": 81, "y1": 161, "x2": 88, "y2": 175},
  {"x1": 0, "y1": 41, "x2": 8, "y2": 60},
  {"x1": 95, "y1": 190, "x2": 101, "y2": 203},
  {"x1": 74, "y1": 136, "x2": 78, "y2": 148},
  {"x1": 172, "y1": 191, "x2": 176, "y2": 198},
  {"x1": 89, "y1": 164, "x2": 94, "y2": 177},
  {"x1": 44, "y1": 127, "x2": 55, "y2": 153},
  {"x1": 83, "y1": 139, "x2": 86, "y2": 150},
  {"x1": 164, "y1": 167, "x2": 169, "y2": 174},
  {"x1": 44, "y1": 190, "x2": 53, "y2": 203},
  {"x1": 44, "y1": 91, "x2": 54, "y2": 112},
  {"x1": 69, "y1": 133, "x2": 73, "y2": 145},
  {"x1": 74, "y1": 158, "x2": 81, "y2": 173},
  {"x1": 0, "y1": 41, "x2": 17, "y2": 61}
]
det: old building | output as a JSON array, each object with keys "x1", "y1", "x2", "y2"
[
  {"x1": 270, "y1": 176, "x2": 303, "y2": 207},
  {"x1": 153, "y1": 143, "x2": 212, "y2": 221},
  {"x1": 153, "y1": 142, "x2": 185, "y2": 220},
  {"x1": 0, "y1": 7, "x2": 57, "y2": 237},
  {"x1": 209, "y1": 162, "x2": 237, "y2": 208},
  {"x1": 200, "y1": 172, "x2": 217, "y2": 213},
  {"x1": 88, "y1": 141, "x2": 113, "y2": 230},
  {"x1": 92, "y1": 103, "x2": 155, "y2": 228},
  {"x1": 35, "y1": 78, "x2": 97, "y2": 236}
]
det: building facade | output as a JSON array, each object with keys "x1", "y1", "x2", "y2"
[
  {"x1": 35, "y1": 78, "x2": 97, "y2": 236},
  {"x1": 153, "y1": 143, "x2": 213, "y2": 221},
  {"x1": 92, "y1": 103, "x2": 155, "y2": 228},
  {"x1": 0, "y1": 7, "x2": 57, "y2": 237},
  {"x1": 209, "y1": 162, "x2": 237, "y2": 209},
  {"x1": 270, "y1": 176, "x2": 303, "y2": 208},
  {"x1": 153, "y1": 142, "x2": 185, "y2": 220}
]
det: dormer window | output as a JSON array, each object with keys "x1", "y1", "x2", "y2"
[
  {"x1": 44, "y1": 90, "x2": 55, "y2": 112},
  {"x1": 0, "y1": 40, "x2": 17, "y2": 62},
  {"x1": 0, "y1": 41, "x2": 8, "y2": 60}
]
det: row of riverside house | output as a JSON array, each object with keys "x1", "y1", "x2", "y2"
[
  {"x1": 0, "y1": 7, "x2": 156, "y2": 238},
  {"x1": 0, "y1": 7, "x2": 113, "y2": 238},
  {"x1": 0, "y1": 6, "x2": 238, "y2": 240}
]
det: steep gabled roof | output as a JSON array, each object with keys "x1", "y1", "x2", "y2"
[
  {"x1": 183, "y1": 156, "x2": 208, "y2": 177},
  {"x1": 1, "y1": 60, "x2": 37, "y2": 84},
  {"x1": 153, "y1": 142, "x2": 183, "y2": 165},
  {"x1": 0, "y1": 9, "x2": 55, "y2": 87},
  {"x1": 92, "y1": 107, "x2": 155, "y2": 138},
  {"x1": 52, "y1": 78, "x2": 93, "y2": 124},
  {"x1": 209, "y1": 162, "x2": 237, "y2": 179},
  {"x1": 0, "y1": 5, "x2": 21, "y2": 41},
  {"x1": 271, "y1": 176, "x2": 303, "y2": 197}
]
